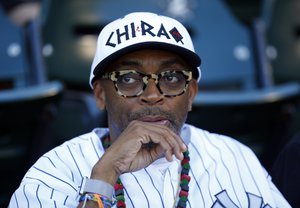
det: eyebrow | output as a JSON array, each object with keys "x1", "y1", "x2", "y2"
[
  {"x1": 159, "y1": 58, "x2": 187, "y2": 68},
  {"x1": 115, "y1": 60, "x2": 142, "y2": 68},
  {"x1": 115, "y1": 57, "x2": 186, "y2": 68}
]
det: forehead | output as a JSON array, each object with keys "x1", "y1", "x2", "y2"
[{"x1": 108, "y1": 49, "x2": 191, "y2": 72}]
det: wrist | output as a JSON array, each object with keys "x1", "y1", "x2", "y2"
[
  {"x1": 79, "y1": 177, "x2": 114, "y2": 199},
  {"x1": 91, "y1": 155, "x2": 121, "y2": 186},
  {"x1": 79, "y1": 193, "x2": 115, "y2": 208}
]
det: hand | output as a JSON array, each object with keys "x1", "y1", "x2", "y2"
[{"x1": 90, "y1": 120, "x2": 187, "y2": 185}]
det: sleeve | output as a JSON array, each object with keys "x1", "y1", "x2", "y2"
[
  {"x1": 241, "y1": 139, "x2": 292, "y2": 208},
  {"x1": 224, "y1": 133, "x2": 292, "y2": 208},
  {"x1": 8, "y1": 139, "x2": 95, "y2": 208},
  {"x1": 263, "y1": 172, "x2": 292, "y2": 208}
]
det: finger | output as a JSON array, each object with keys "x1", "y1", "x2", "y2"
[
  {"x1": 141, "y1": 130, "x2": 184, "y2": 161},
  {"x1": 146, "y1": 122, "x2": 187, "y2": 152},
  {"x1": 150, "y1": 125, "x2": 186, "y2": 159},
  {"x1": 124, "y1": 121, "x2": 186, "y2": 161},
  {"x1": 129, "y1": 120, "x2": 186, "y2": 153},
  {"x1": 165, "y1": 149, "x2": 174, "y2": 162}
]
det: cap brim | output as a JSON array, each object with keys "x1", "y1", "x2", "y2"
[{"x1": 92, "y1": 42, "x2": 201, "y2": 83}]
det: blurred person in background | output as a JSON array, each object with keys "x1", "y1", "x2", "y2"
[
  {"x1": 0, "y1": 0, "x2": 41, "y2": 26},
  {"x1": 271, "y1": 131, "x2": 300, "y2": 207}
]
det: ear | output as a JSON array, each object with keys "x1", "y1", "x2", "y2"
[
  {"x1": 93, "y1": 80, "x2": 106, "y2": 110},
  {"x1": 187, "y1": 79, "x2": 198, "y2": 112}
]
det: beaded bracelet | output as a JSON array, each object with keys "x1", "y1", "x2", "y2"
[{"x1": 79, "y1": 193, "x2": 115, "y2": 208}]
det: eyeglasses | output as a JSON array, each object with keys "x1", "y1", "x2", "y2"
[{"x1": 101, "y1": 70, "x2": 193, "y2": 97}]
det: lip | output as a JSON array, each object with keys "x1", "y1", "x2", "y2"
[{"x1": 139, "y1": 116, "x2": 169, "y2": 125}]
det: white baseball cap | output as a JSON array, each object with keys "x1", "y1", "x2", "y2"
[{"x1": 89, "y1": 12, "x2": 201, "y2": 88}]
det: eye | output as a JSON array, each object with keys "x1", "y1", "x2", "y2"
[
  {"x1": 162, "y1": 72, "x2": 182, "y2": 83},
  {"x1": 121, "y1": 76, "x2": 135, "y2": 84},
  {"x1": 118, "y1": 73, "x2": 141, "y2": 84}
]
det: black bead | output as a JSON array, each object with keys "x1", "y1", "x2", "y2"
[
  {"x1": 181, "y1": 168, "x2": 189, "y2": 175},
  {"x1": 180, "y1": 184, "x2": 189, "y2": 192},
  {"x1": 115, "y1": 189, "x2": 124, "y2": 196},
  {"x1": 177, "y1": 200, "x2": 187, "y2": 208}
]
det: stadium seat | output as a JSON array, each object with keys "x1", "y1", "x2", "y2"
[
  {"x1": 267, "y1": 0, "x2": 300, "y2": 135},
  {"x1": 40, "y1": 0, "x2": 107, "y2": 146},
  {"x1": 42, "y1": 0, "x2": 165, "y2": 90},
  {"x1": 0, "y1": 4, "x2": 64, "y2": 206},
  {"x1": 0, "y1": 5, "x2": 28, "y2": 89},
  {"x1": 0, "y1": 82, "x2": 63, "y2": 206},
  {"x1": 51, "y1": 90, "x2": 107, "y2": 146},
  {"x1": 267, "y1": 0, "x2": 300, "y2": 84},
  {"x1": 185, "y1": 0, "x2": 300, "y2": 169}
]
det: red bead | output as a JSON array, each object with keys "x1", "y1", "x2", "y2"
[
  {"x1": 181, "y1": 174, "x2": 191, "y2": 182},
  {"x1": 114, "y1": 184, "x2": 124, "y2": 190},
  {"x1": 179, "y1": 190, "x2": 189, "y2": 197},
  {"x1": 117, "y1": 200, "x2": 126, "y2": 208},
  {"x1": 181, "y1": 158, "x2": 189, "y2": 165},
  {"x1": 103, "y1": 137, "x2": 110, "y2": 142}
]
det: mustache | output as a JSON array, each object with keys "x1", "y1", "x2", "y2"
[
  {"x1": 128, "y1": 107, "x2": 176, "y2": 122},
  {"x1": 127, "y1": 107, "x2": 182, "y2": 135}
]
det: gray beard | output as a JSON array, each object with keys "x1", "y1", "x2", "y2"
[{"x1": 126, "y1": 107, "x2": 185, "y2": 135}]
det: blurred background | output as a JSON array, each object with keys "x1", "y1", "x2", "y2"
[{"x1": 1, "y1": 0, "x2": 300, "y2": 206}]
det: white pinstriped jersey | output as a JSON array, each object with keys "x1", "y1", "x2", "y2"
[{"x1": 9, "y1": 124, "x2": 290, "y2": 208}]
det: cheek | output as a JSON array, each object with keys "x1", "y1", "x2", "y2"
[
  {"x1": 176, "y1": 101, "x2": 189, "y2": 121},
  {"x1": 105, "y1": 96, "x2": 136, "y2": 130},
  {"x1": 105, "y1": 97, "x2": 127, "y2": 119},
  {"x1": 168, "y1": 96, "x2": 190, "y2": 122},
  {"x1": 175, "y1": 95, "x2": 190, "y2": 112}
]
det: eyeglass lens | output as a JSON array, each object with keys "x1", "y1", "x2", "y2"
[{"x1": 115, "y1": 71, "x2": 189, "y2": 97}]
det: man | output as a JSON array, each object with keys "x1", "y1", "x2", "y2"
[
  {"x1": 9, "y1": 12, "x2": 290, "y2": 208},
  {"x1": 271, "y1": 131, "x2": 300, "y2": 207}
]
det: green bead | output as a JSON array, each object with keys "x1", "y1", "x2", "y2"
[
  {"x1": 183, "y1": 163, "x2": 190, "y2": 169},
  {"x1": 180, "y1": 196, "x2": 188, "y2": 202},
  {"x1": 116, "y1": 195, "x2": 125, "y2": 202},
  {"x1": 180, "y1": 179, "x2": 189, "y2": 185},
  {"x1": 117, "y1": 178, "x2": 122, "y2": 184},
  {"x1": 183, "y1": 150, "x2": 189, "y2": 157}
]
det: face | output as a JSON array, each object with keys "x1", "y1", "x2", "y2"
[{"x1": 93, "y1": 49, "x2": 198, "y2": 141}]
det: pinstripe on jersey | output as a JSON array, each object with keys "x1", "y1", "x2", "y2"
[{"x1": 8, "y1": 124, "x2": 291, "y2": 208}]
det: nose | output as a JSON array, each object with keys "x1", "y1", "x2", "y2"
[{"x1": 138, "y1": 79, "x2": 164, "y2": 105}]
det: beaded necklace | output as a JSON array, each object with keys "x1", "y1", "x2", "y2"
[{"x1": 101, "y1": 133, "x2": 191, "y2": 208}]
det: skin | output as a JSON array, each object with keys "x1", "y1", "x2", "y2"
[
  {"x1": 89, "y1": 49, "x2": 198, "y2": 187},
  {"x1": 6, "y1": 2, "x2": 41, "y2": 26}
]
